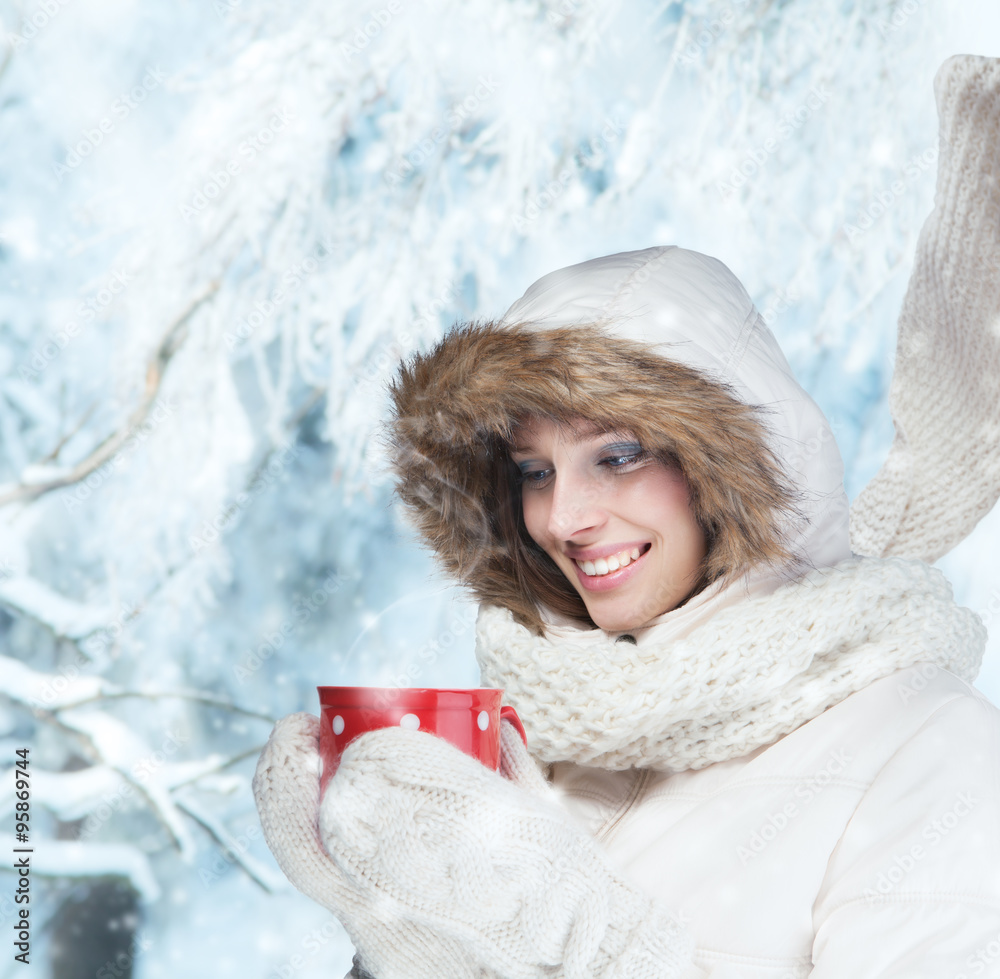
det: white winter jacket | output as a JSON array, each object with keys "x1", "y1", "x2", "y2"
[{"x1": 551, "y1": 662, "x2": 1000, "y2": 978}]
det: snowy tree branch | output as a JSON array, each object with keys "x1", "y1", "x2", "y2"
[
  {"x1": 0, "y1": 280, "x2": 220, "y2": 508},
  {"x1": 175, "y1": 793, "x2": 284, "y2": 893}
]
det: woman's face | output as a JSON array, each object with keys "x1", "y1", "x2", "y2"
[{"x1": 510, "y1": 415, "x2": 709, "y2": 633}]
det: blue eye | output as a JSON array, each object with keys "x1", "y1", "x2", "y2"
[
  {"x1": 602, "y1": 453, "x2": 641, "y2": 467},
  {"x1": 516, "y1": 467, "x2": 553, "y2": 490},
  {"x1": 599, "y1": 443, "x2": 647, "y2": 470},
  {"x1": 513, "y1": 441, "x2": 646, "y2": 490}
]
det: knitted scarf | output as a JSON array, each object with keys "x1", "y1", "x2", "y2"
[{"x1": 475, "y1": 556, "x2": 986, "y2": 773}]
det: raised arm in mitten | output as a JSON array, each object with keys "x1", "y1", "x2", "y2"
[{"x1": 850, "y1": 54, "x2": 1000, "y2": 561}]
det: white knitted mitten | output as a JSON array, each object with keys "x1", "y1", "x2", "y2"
[
  {"x1": 850, "y1": 54, "x2": 1000, "y2": 561},
  {"x1": 253, "y1": 714, "x2": 693, "y2": 979}
]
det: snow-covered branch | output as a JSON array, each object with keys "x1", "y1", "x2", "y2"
[{"x1": 0, "y1": 281, "x2": 219, "y2": 508}]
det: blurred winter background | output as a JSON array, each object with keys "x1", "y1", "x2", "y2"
[{"x1": 0, "y1": 0, "x2": 999, "y2": 975}]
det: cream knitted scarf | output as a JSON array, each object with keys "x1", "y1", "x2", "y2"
[{"x1": 475, "y1": 556, "x2": 986, "y2": 773}]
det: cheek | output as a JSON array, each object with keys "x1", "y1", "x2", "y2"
[
  {"x1": 520, "y1": 491, "x2": 549, "y2": 546},
  {"x1": 672, "y1": 499, "x2": 708, "y2": 562},
  {"x1": 677, "y1": 510, "x2": 709, "y2": 563},
  {"x1": 640, "y1": 473, "x2": 704, "y2": 549}
]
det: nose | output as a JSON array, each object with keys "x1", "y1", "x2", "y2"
[{"x1": 546, "y1": 468, "x2": 605, "y2": 541}]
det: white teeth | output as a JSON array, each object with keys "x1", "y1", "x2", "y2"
[{"x1": 576, "y1": 548, "x2": 644, "y2": 577}]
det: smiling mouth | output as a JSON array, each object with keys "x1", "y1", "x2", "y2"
[{"x1": 574, "y1": 543, "x2": 652, "y2": 577}]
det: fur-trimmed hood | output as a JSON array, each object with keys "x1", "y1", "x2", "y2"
[{"x1": 388, "y1": 246, "x2": 851, "y2": 635}]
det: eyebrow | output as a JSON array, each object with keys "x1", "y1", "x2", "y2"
[{"x1": 510, "y1": 428, "x2": 633, "y2": 454}]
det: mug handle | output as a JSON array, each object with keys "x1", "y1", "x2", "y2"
[{"x1": 500, "y1": 705, "x2": 527, "y2": 748}]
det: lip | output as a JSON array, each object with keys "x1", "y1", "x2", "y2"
[
  {"x1": 565, "y1": 540, "x2": 651, "y2": 563},
  {"x1": 571, "y1": 543, "x2": 651, "y2": 593}
]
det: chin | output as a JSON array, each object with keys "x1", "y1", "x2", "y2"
[
  {"x1": 584, "y1": 588, "x2": 692, "y2": 633},
  {"x1": 586, "y1": 606, "x2": 649, "y2": 633}
]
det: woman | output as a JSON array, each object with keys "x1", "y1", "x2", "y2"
[{"x1": 254, "y1": 54, "x2": 1000, "y2": 978}]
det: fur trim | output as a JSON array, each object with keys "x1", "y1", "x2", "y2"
[{"x1": 387, "y1": 320, "x2": 799, "y2": 634}]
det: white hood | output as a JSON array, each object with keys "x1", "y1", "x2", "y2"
[{"x1": 500, "y1": 245, "x2": 852, "y2": 638}]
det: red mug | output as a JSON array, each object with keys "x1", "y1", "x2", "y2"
[{"x1": 317, "y1": 686, "x2": 527, "y2": 798}]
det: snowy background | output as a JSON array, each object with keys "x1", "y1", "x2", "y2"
[{"x1": 1, "y1": 0, "x2": 999, "y2": 976}]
